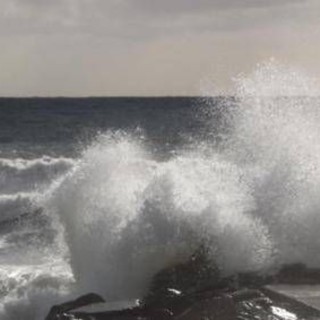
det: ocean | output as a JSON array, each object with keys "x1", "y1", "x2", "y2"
[{"x1": 1, "y1": 62, "x2": 320, "y2": 319}]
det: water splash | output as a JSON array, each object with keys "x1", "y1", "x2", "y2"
[
  {"x1": 50, "y1": 133, "x2": 272, "y2": 299},
  {"x1": 225, "y1": 61, "x2": 320, "y2": 267},
  {"x1": 49, "y1": 61, "x2": 320, "y2": 302},
  {"x1": 3, "y1": 61, "x2": 320, "y2": 319}
]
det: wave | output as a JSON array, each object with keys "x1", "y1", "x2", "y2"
[
  {"x1": 47, "y1": 61, "x2": 320, "y2": 302},
  {"x1": 0, "y1": 193, "x2": 37, "y2": 222},
  {"x1": 0, "y1": 260, "x2": 73, "y2": 320},
  {"x1": 48, "y1": 133, "x2": 273, "y2": 300},
  {"x1": 0, "y1": 156, "x2": 76, "y2": 194},
  {"x1": 3, "y1": 60, "x2": 320, "y2": 319},
  {"x1": 0, "y1": 156, "x2": 75, "y2": 172}
]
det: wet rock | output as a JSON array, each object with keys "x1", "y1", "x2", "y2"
[
  {"x1": 275, "y1": 263, "x2": 320, "y2": 284},
  {"x1": 45, "y1": 286, "x2": 320, "y2": 320},
  {"x1": 49, "y1": 291, "x2": 237, "y2": 320},
  {"x1": 144, "y1": 244, "x2": 221, "y2": 308},
  {"x1": 45, "y1": 293, "x2": 105, "y2": 320},
  {"x1": 45, "y1": 243, "x2": 320, "y2": 320},
  {"x1": 172, "y1": 294, "x2": 236, "y2": 320}
]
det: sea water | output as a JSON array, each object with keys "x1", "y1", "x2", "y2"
[{"x1": 1, "y1": 61, "x2": 320, "y2": 319}]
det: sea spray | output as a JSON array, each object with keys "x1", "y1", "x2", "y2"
[
  {"x1": 50, "y1": 131, "x2": 272, "y2": 299},
  {"x1": 2, "y1": 61, "x2": 320, "y2": 320},
  {"x1": 51, "y1": 61, "x2": 320, "y2": 302},
  {"x1": 225, "y1": 61, "x2": 320, "y2": 267}
]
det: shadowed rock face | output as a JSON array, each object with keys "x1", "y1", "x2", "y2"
[{"x1": 143, "y1": 245, "x2": 221, "y2": 306}]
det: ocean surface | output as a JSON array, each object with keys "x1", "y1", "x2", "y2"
[{"x1": 1, "y1": 62, "x2": 320, "y2": 319}]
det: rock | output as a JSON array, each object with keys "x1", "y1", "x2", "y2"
[
  {"x1": 45, "y1": 286, "x2": 320, "y2": 320},
  {"x1": 54, "y1": 291, "x2": 237, "y2": 320},
  {"x1": 275, "y1": 263, "x2": 320, "y2": 284},
  {"x1": 144, "y1": 244, "x2": 221, "y2": 308},
  {"x1": 172, "y1": 294, "x2": 236, "y2": 320},
  {"x1": 45, "y1": 242, "x2": 320, "y2": 320},
  {"x1": 45, "y1": 293, "x2": 105, "y2": 320}
]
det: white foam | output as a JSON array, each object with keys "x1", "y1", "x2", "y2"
[
  {"x1": 48, "y1": 132, "x2": 273, "y2": 300},
  {"x1": 0, "y1": 260, "x2": 73, "y2": 320},
  {"x1": 0, "y1": 156, "x2": 76, "y2": 194},
  {"x1": 0, "y1": 192, "x2": 37, "y2": 222},
  {"x1": 0, "y1": 156, "x2": 75, "y2": 171}
]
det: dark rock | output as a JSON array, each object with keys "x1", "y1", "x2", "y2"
[
  {"x1": 144, "y1": 244, "x2": 221, "y2": 308},
  {"x1": 45, "y1": 286, "x2": 320, "y2": 320},
  {"x1": 45, "y1": 242, "x2": 320, "y2": 320},
  {"x1": 275, "y1": 263, "x2": 320, "y2": 284},
  {"x1": 57, "y1": 291, "x2": 237, "y2": 320},
  {"x1": 45, "y1": 293, "x2": 105, "y2": 320},
  {"x1": 172, "y1": 294, "x2": 236, "y2": 320}
]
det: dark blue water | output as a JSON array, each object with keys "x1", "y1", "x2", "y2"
[{"x1": 0, "y1": 97, "x2": 217, "y2": 159}]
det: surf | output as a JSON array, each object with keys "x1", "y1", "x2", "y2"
[
  {"x1": 48, "y1": 61, "x2": 320, "y2": 299},
  {"x1": 2, "y1": 60, "x2": 320, "y2": 319}
]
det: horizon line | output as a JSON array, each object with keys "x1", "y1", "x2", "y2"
[
  {"x1": 0, "y1": 95, "x2": 316, "y2": 99},
  {"x1": 0, "y1": 95, "x2": 228, "y2": 99}
]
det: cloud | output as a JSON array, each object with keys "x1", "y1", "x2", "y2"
[
  {"x1": 129, "y1": 0, "x2": 301, "y2": 14},
  {"x1": 1, "y1": 0, "x2": 317, "y2": 38},
  {"x1": 0, "y1": 0, "x2": 319, "y2": 96}
]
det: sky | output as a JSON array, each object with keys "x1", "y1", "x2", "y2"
[{"x1": 1, "y1": 0, "x2": 320, "y2": 96}]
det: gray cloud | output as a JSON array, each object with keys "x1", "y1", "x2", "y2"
[
  {"x1": 129, "y1": 0, "x2": 302, "y2": 14},
  {"x1": 1, "y1": 0, "x2": 316, "y2": 37},
  {"x1": 0, "y1": 0, "x2": 319, "y2": 96}
]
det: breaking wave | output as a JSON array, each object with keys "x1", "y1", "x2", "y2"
[
  {"x1": 0, "y1": 193, "x2": 37, "y2": 222},
  {"x1": 3, "y1": 60, "x2": 320, "y2": 319},
  {"x1": 50, "y1": 133, "x2": 273, "y2": 299},
  {"x1": 0, "y1": 156, "x2": 75, "y2": 194},
  {"x1": 47, "y1": 61, "x2": 320, "y2": 301}
]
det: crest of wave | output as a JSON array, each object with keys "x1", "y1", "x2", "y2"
[
  {"x1": 49, "y1": 131, "x2": 272, "y2": 300},
  {"x1": 224, "y1": 60, "x2": 320, "y2": 267}
]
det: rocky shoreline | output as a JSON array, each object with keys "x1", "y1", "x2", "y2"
[
  {"x1": 45, "y1": 258, "x2": 320, "y2": 320},
  {"x1": 46, "y1": 285, "x2": 320, "y2": 320}
]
